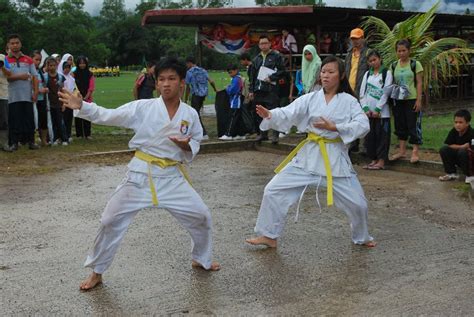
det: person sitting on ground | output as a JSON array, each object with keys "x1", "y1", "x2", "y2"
[
  {"x1": 219, "y1": 64, "x2": 245, "y2": 141},
  {"x1": 439, "y1": 109, "x2": 474, "y2": 182}
]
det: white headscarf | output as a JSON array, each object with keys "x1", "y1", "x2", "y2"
[
  {"x1": 58, "y1": 53, "x2": 73, "y2": 75},
  {"x1": 58, "y1": 53, "x2": 76, "y2": 92}
]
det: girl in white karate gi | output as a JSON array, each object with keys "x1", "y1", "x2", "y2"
[
  {"x1": 59, "y1": 58, "x2": 220, "y2": 291},
  {"x1": 246, "y1": 56, "x2": 376, "y2": 248}
]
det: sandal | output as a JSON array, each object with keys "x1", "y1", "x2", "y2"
[
  {"x1": 390, "y1": 153, "x2": 406, "y2": 161},
  {"x1": 368, "y1": 165, "x2": 385, "y2": 170}
]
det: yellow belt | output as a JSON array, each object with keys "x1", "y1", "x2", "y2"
[
  {"x1": 274, "y1": 132, "x2": 342, "y2": 206},
  {"x1": 135, "y1": 150, "x2": 192, "y2": 206}
]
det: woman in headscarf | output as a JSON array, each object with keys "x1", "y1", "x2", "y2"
[
  {"x1": 59, "y1": 53, "x2": 75, "y2": 141},
  {"x1": 301, "y1": 44, "x2": 322, "y2": 94},
  {"x1": 73, "y1": 56, "x2": 95, "y2": 139}
]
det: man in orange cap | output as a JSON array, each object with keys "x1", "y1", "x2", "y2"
[{"x1": 344, "y1": 27, "x2": 369, "y2": 153}]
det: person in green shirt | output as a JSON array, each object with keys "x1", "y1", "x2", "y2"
[{"x1": 390, "y1": 39, "x2": 423, "y2": 164}]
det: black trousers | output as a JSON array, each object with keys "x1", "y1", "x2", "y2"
[
  {"x1": 254, "y1": 91, "x2": 280, "y2": 137},
  {"x1": 191, "y1": 95, "x2": 207, "y2": 135},
  {"x1": 392, "y1": 99, "x2": 422, "y2": 144},
  {"x1": 63, "y1": 108, "x2": 73, "y2": 139},
  {"x1": 36, "y1": 100, "x2": 48, "y2": 130},
  {"x1": 365, "y1": 118, "x2": 391, "y2": 161},
  {"x1": 439, "y1": 145, "x2": 470, "y2": 175},
  {"x1": 8, "y1": 101, "x2": 35, "y2": 145},
  {"x1": 50, "y1": 107, "x2": 67, "y2": 142},
  {"x1": 75, "y1": 117, "x2": 91, "y2": 138},
  {"x1": 225, "y1": 108, "x2": 245, "y2": 137}
]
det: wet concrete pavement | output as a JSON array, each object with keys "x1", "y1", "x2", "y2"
[{"x1": 1, "y1": 151, "x2": 473, "y2": 315}]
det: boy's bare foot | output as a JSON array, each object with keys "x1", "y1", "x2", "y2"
[
  {"x1": 245, "y1": 236, "x2": 277, "y2": 248},
  {"x1": 192, "y1": 260, "x2": 221, "y2": 271},
  {"x1": 410, "y1": 151, "x2": 419, "y2": 164},
  {"x1": 363, "y1": 241, "x2": 377, "y2": 248},
  {"x1": 79, "y1": 272, "x2": 102, "y2": 291}
]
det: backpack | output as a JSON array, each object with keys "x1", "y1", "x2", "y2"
[
  {"x1": 43, "y1": 73, "x2": 66, "y2": 88},
  {"x1": 391, "y1": 59, "x2": 417, "y2": 86},
  {"x1": 364, "y1": 67, "x2": 388, "y2": 93}
]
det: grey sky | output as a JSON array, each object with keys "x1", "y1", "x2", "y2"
[{"x1": 81, "y1": 0, "x2": 472, "y2": 14}]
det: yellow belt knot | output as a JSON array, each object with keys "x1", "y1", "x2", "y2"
[
  {"x1": 274, "y1": 132, "x2": 342, "y2": 206},
  {"x1": 135, "y1": 150, "x2": 192, "y2": 206}
]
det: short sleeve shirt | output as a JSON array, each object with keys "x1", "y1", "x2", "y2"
[
  {"x1": 6, "y1": 53, "x2": 37, "y2": 103},
  {"x1": 393, "y1": 60, "x2": 423, "y2": 100},
  {"x1": 444, "y1": 126, "x2": 474, "y2": 146},
  {"x1": 185, "y1": 66, "x2": 209, "y2": 97},
  {"x1": 0, "y1": 59, "x2": 10, "y2": 100}
]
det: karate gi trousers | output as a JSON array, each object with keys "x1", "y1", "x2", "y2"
[
  {"x1": 84, "y1": 169, "x2": 213, "y2": 273},
  {"x1": 254, "y1": 165, "x2": 373, "y2": 244}
]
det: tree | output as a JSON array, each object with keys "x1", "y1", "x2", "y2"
[
  {"x1": 361, "y1": 2, "x2": 474, "y2": 95},
  {"x1": 376, "y1": 0, "x2": 403, "y2": 10},
  {"x1": 157, "y1": 0, "x2": 193, "y2": 9},
  {"x1": 465, "y1": 8, "x2": 471, "y2": 15},
  {"x1": 255, "y1": 0, "x2": 317, "y2": 5}
]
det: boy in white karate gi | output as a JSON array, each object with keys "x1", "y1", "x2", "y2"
[
  {"x1": 246, "y1": 56, "x2": 376, "y2": 249},
  {"x1": 59, "y1": 57, "x2": 220, "y2": 291}
]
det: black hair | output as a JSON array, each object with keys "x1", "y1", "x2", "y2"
[
  {"x1": 7, "y1": 34, "x2": 21, "y2": 42},
  {"x1": 185, "y1": 56, "x2": 195, "y2": 64},
  {"x1": 259, "y1": 35, "x2": 270, "y2": 41},
  {"x1": 320, "y1": 55, "x2": 356, "y2": 97},
  {"x1": 226, "y1": 64, "x2": 239, "y2": 71},
  {"x1": 367, "y1": 49, "x2": 382, "y2": 60},
  {"x1": 31, "y1": 50, "x2": 41, "y2": 58},
  {"x1": 62, "y1": 61, "x2": 71, "y2": 69},
  {"x1": 45, "y1": 57, "x2": 57, "y2": 65},
  {"x1": 454, "y1": 109, "x2": 471, "y2": 122},
  {"x1": 240, "y1": 53, "x2": 251, "y2": 61},
  {"x1": 396, "y1": 39, "x2": 411, "y2": 50},
  {"x1": 145, "y1": 61, "x2": 155, "y2": 68},
  {"x1": 155, "y1": 57, "x2": 186, "y2": 80},
  {"x1": 75, "y1": 55, "x2": 89, "y2": 67}
]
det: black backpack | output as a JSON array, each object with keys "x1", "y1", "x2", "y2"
[{"x1": 391, "y1": 59, "x2": 417, "y2": 86}]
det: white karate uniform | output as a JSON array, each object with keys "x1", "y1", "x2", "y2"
[
  {"x1": 77, "y1": 97, "x2": 214, "y2": 272},
  {"x1": 256, "y1": 90, "x2": 374, "y2": 244}
]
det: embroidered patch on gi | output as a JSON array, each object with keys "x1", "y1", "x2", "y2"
[{"x1": 180, "y1": 120, "x2": 189, "y2": 135}]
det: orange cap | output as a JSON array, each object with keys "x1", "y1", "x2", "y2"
[{"x1": 350, "y1": 28, "x2": 364, "y2": 39}]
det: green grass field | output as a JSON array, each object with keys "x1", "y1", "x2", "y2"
[{"x1": 92, "y1": 71, "x2": 458, "y2": 150}]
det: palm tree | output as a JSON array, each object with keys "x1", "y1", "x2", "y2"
[{"x1": 361, "y1": 2, "x2": 474, "y2": 96}]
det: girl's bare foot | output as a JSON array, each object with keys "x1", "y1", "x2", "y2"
[
  {"x1": 192, "y1": 260, "x2": 221, "y2": 271},
  {"x1": 79, "y1": 272, "x2": 102, "y2": 291},
  {"x1": 245, "y1": 236, "x2": 277, "y2": 248}
]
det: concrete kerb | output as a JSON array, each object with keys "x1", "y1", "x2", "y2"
[{"x1": 78, "y1": 139, "x2": 446, "y2": 177}]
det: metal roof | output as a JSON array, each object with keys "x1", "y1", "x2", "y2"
[{"x1": 142, "y1": 5, "x2": 474, "y2": 30}]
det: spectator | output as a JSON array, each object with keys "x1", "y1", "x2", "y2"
[
  {"x1": 248, "y1": 35, "x2": 287, "y2": 144},
  {"x1": 438, "y1": 109, "x2": 474, "y2": 182},
  {"x1": 301, "y1": 44, "x2": 322, "y2": 94},
  {"x1": 61, "y1": 62, "x2": 75, "y2": 143},
  {"x1": 0, "y1": 50, "x2": 11, "y2": 151},
  {"x1": 44, "y1": 57, "x2": 68, "y2": 145},
  {"x1": 305, "y1": 29, "x2": 316, "y2": 46},
  {"x1": 73, "y1": 56, "x2": 95, "y2": 139},
  {"x1": 344, "y1": 28, "x2": 369, "y2": 99},
  {"x1": 359, "y1": 50, "x2": 393, "y2": 170},
  {"x1": 344, "y1": 28, "x2": 369, "y2": 153},
  {"x1": 219, "y1": 64, "x2": 244, "y2": 141},
  {"x1": 133, "y1": 61, "x2": 156, "y2": 100},
  {"x1": 320, "y1": 32, "x2": 332, "y2": 54},
  {"x1": 184, "y1": 56, "x2": 217, "y2": 140},
  {"x1": 31, "y1": 50, "x2": 49, "y2": 146},
  {"x1": 58, "y1": 53, "x2": 74, "y2": 74},
  {"x1": 389, "y1": 39, "x2": 423, "y2": 164},
  {"x1": 239, "y1": 53, "x2": 257, "y2": 134},
  {"x1": 5, "y1": 34, "x2": 39, "y2": 151},
  {"x1": 281, "y1": 29, "x2": 298, "y2": 54}
]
